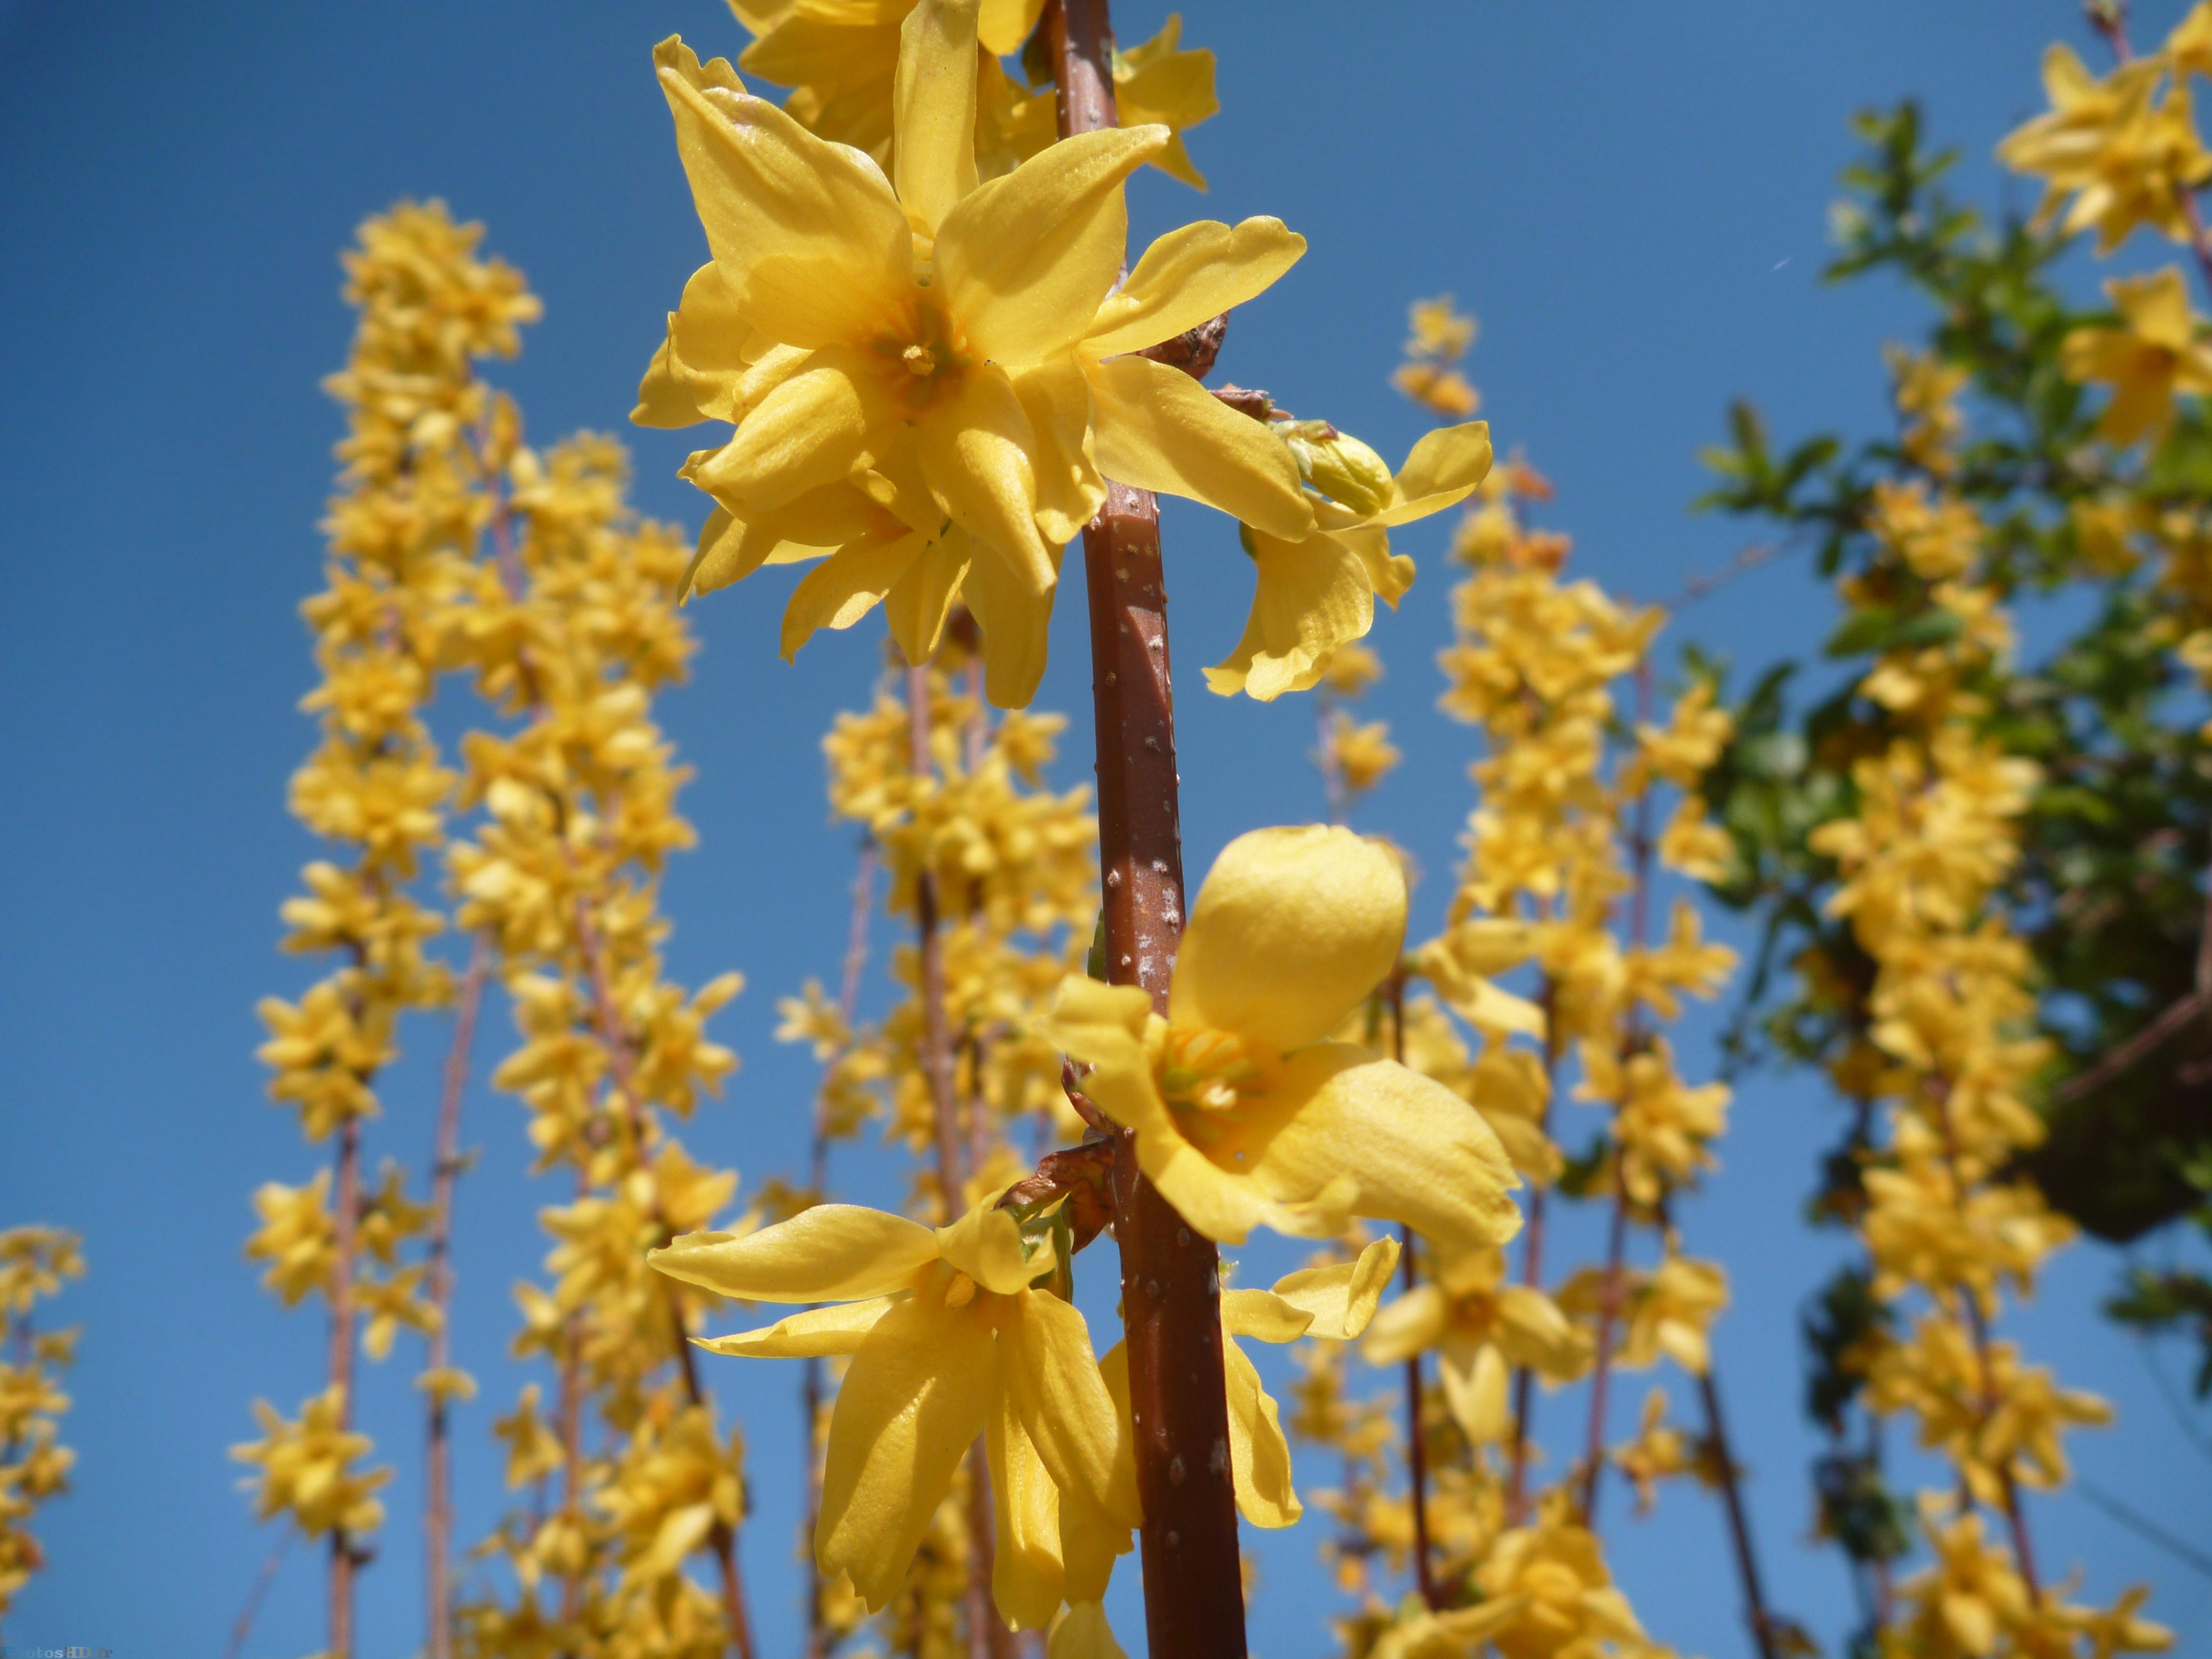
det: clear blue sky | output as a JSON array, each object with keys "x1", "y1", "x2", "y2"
[{"x1": 3, "y1": 2, "x2": 2206, "y2": 1655}]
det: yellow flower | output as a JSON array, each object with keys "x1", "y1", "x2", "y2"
[
  {"x1": 2061, "y1": 267, "x2": 2212, "y2": 447},
  {"x1": 1425, "y1": 1520, "x2": 1648, "y2": 1659},
  {"x1": 231, "y1": 1387, "x2": 390, "y2": 1538},
  {"x1": 1322, "y1": 713, "x2": 1401, "y2": 798},
  {"x1": 1207, "y1": 421, "x2": 1493, "y2": 699},
  {"x1": 732, "y1": 1, "x2": 1212, "y2": 190},
  {"x1": 1559, "y1": 1253, "x2": 1727, "y2": 1376},
  {"x1": 1360, "y1": 1245, "x2": 1591, "y2": 1443},
  {"x1": 1040, "y1": 825, "x2": 1522, "y2": 1250},
  {"x1": 649, "y1": 1198, "x2": 1135, "y2": 1622},
  {"x1": 1998, "y1": 47, "x2": 2212, "y2": 252},
  {"x1": 639, "y1": 5, "x2": 1314, "y2": 706}
]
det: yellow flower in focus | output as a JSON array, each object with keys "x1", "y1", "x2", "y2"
[
  {"x1": 2061, "y1": 267, "x2": 2212, "y2": 447},
  {"x1": 1360, "y1": 1245, "x2": 1592, "y2": 1443},
  {"x1": 1041, "y1": 826, "x2": 1522, "y2": 1250},
  {"x1": 640, "y1": 7, "x2": 1315, "y2": 706},
  {"x1": 649, "y1": 1198, "x2": 1135, "y2": 1622},
  {"x1": 1207, "y1": 422, "x2": 1493, "y2": 700}
]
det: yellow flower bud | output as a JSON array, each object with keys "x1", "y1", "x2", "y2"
[{"x1": 1278, "y1": 420, "x2": 1396, "y2": 516}]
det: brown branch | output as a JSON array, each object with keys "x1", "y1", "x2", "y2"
[
  {"x1": 804, "y1": 842, "x2": 875, "y2": 1659},
  {"x1": 426, "y1": 932, "x2": 491, "y2": 1659},
  {"x1": 225, "y1": 1532, "x2": 291, "y2": 1659},
  {"x1": 902, "y1": 665, "x2": 1011, "y2": 1659},
  {"x1": 328, "y1": 1112, "x2": 363, "y2": 1659},
  {"x1": 1386, "y1": 973, "x2": 1437, "y2": 1609},
  {"x1": 1050, "y1": 6, "x2": 1246, "y2": 1651},
  {"x1": 2055, "y1": 842, "x2": 2212, "y2": 1101},
  {"x1": 1697, "y1": 1368, "x2": 1782, "y2": 1659},
  {"x1": 1664, "y1": 538, "x2": 1794, "y2": 611},
  {"x1": 1505, "y1": 978, "x2": 1560, "y2": 1523},
  {"x1": 1577, "y1": 1185, "x2": 1632, "y2": 1525}
]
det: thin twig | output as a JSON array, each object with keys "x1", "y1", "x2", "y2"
[
  {"x1": 1697, "y1": 1369, "x2": 1782, "y2": 1659},
  {"x1": 803, "y1": 842, "x2": 876, "y2": 1659},
  {"x1": 1664, "y1": 538, "x2": 1796, "y2": 611},
  {"x1": 1386, "y1": 973, "x2": 1437, "y2": 1609},
  {"x1": 225, "y1": 1531, "x2": 292, "y2": 1659},
  {"x1": 2075, "y1": 1473, "x2": 2212, "y2": 1581},
  {"x1": 1505, "y1": 979, "x2": 1560, "y2": 1523},
  {"x1": 425, "y1": 933, "x2": 491, "y2": 1659}
]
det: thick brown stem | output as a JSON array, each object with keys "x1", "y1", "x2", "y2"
[
  {"x1": 328, "y1": 1113, "x2": 363, "y2": 1658},
  {"x1": 1081, "y1": 482, "x2": 1247, "y2": 1656},
  {"x1": 426, "y1": 934, "x2": 491, "y2": 1659},
  {"x1": 1048, "y1": 11, "x2": 1245, "y2": 1651},
  {"x1": 1697, "y1": 1369, "x2": 1781, "y2": 1659}
]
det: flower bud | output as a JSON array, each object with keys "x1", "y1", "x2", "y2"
[{"x1": 1278, "y1": 420, "x2": 1395, "y2": 516}]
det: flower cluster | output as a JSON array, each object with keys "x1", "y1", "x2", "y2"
[
  {"x1": 0, "y1": 1228, "x2": 82, "y2": 1614},
  {"x1": 1269, "y1": 304, "x2": 1755, "y2": 1659},
  {"x1": 240, "y1": 202, "x2": 538, "y2": 1596},
  {"x1": 1793, "y1": 351, "x2": 2165, "y2": 1656},
  {"x1": 446, "y1": 428, "x2": 752, "y2": 1654}
]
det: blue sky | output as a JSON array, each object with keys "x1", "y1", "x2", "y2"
[{"x1": 3, "y1": 2, "x2": 2207, "y2": 1656}]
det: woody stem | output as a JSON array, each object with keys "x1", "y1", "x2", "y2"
[
  {"x1": 804, "y1": 842, "x2": 875, "y2": 1659},
  {"x1": 905, "y1": 666, "x2": 1012, "y2": 1659},
  {"x1": 1050, "y1": 8, "x2": 1246, "y2": 1653},
  {"x1": 426, "y1": 932, "x2": 491, "y2": 1659},
  {"x1": 1504, "y1": 978, "x2": 1559, "y2": 1523},
  {"x1": 1387, "y1": 973, "x2": 1437, "y2": 1608},
  {"x1": 328, "y1": 1111, "x2": 362, "y2": 1659}
]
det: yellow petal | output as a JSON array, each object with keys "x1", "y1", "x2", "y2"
[
  {"x1": 649, "y1": 1207, "x2": 940, "y2": 1304},
  {"x1": 975, "y1": 0, "x2": 1045, "y2": 55},
  {"x1": 1268, "y1": 1236, "x2": 1401, "y2": 1341},
  {"x1": 1084, "y1": 218, "x2": 1306, "y2": 358},
  {"x1": 1011, "y1": 359, "x2": 1105, "y2": 545},
  {"x1": 935, "y1": 1201, "x2": 1038, "y2": 1297},
  {"x1": 1218, "y1": 1288, "x2": 1315, "y2": 1346},
  {"x1": 1171, "y1": 825, "x2": 1406, "y2": 1054},
  {"x1": 1088, "y1": 354, "x2": 1314, "y2": 540},
  {"x1": 1223, "y1": 1335, "x2": 1301, "y2": 1527},
  {"x1": 893, "y1": 0, "x2": 979, "y2": 233},
  {"x1": 1376, "y1": 422, "x2": 1493, "y2": 526},
  {"x1": 636, "y1": 325, "x2": 705, "y2": 429},
  {"x1": 962, "y1": 536, "x2": 1058, "y2": 709},
  {"x1": 985, "y1": 1391, "x2": 1065, "y2": 1632},
  {"x1": 1438, "y1": 1340, "x2": 1512, "y2": 1443},
  {"x1": 1359, "y1": 1283, "x2": 1448, "y2": 1367},
  {"x1": 696, "y1": 1296, "x2": 900, "y2": 1357},
  {"x1": 884, "y1": 528, "x2": 973, "y2": 664},
  {"x1": 659, "y1": 262, "x2": 761, "y2": 424},
  {"x1": 937, "y1": 126, "x2": 1167, "y2": 369},
  {"x1": 655, "y1": 37, "x2": 908, "y2": 347},
  {"x1": 819, "y1": 1296, "x2": 998, "y2": 1609},
  {"x1": 915, "y1": 365, "x2": 1055, "y2": 591},
  {"x1": 1048, "y1": 1603, "x2": 1130, "y2": 1659},
  {"x1": 680, "y1": 483, "x2": 883, "y2": 601},
  {"x1": 1203, "y1": 527, "x2": 1374, "y2": 703},
  {"x1": 1001, "y1": 1289, "x2": 1134, "y2": 1523},
  {"x1": 1249, "y1": 1047, "x2": 1523, "y2": 1258},
  {"x1": 780, "y1": 529, "x2": 929, "y2": 657},
  {"x1": 690, "y1": 347, "x2": 892, "y2": 511}
]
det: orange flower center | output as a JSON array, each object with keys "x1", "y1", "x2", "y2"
[{"x1": 873, "y1": 289, "x2": 970, "y2": 416}]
